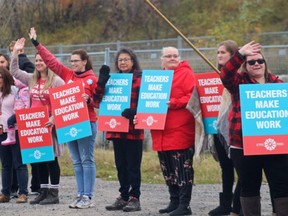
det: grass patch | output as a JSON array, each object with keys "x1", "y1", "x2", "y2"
[{"x1": 59, "y1": 146, "x2": 222, "y2": 184}]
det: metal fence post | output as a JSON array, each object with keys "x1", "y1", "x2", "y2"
[
  {"x1": 177, "y1": 36, "x2": 183, "y2": 57},
  {"x1": 104, "y1": 47, "x2": 110, "y2": 66},
  {"x1": 58, "y1": 45, "x2": 63, "y2": 62},
  {"x1": 116, "y1": 40, "x2": 121, "y2": 51}
]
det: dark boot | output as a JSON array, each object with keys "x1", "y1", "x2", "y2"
[
  {"x1": 169, "y1": 184, "x2": 192, "y2": 216},
  {"x1": 274, "y1": 197, "x2": 288, "y2": 216},
  {"x1": 240, "y1": 196, "x2": 261, "y2": 216},
  {"x1": 39, "y1": 188, "x2": 59, "y2": 205},
  {"x1": 159, "y1": 185, "x2": 180, "y2": 214},
  {"x1": 30, "y1": 188, "x2": 49, "y2": 204},
  {"x1": 209, "y1": 192, "x2": 233, "y2": 215}
]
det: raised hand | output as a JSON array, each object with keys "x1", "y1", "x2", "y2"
[
  {"x1": 239, "y1": 41, "x2": 261, "y2": 57},
  {"x1": 14, "y1": 38, "x2": 26, "y2": 53},
  {"x1": 29, "y1": 27, "x2": 37, "y2": 40},
  {"x1": 97, "y1": 65, "x2": 110, "y2": 87}
]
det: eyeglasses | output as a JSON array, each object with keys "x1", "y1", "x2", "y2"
[
  {"x1": 162, "y1": 54, "x2": 179, "y2": 59},
  {"x1": 118, "y1": 58, "x2": 131, "y2": 63},
  {"x1": 247, "y1": 59, "x2": 265, "y2": 66},
  {"x1": 70, "y1": 60, "x2": 82, "y2": 63}
]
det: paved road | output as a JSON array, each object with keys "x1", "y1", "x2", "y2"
[{"x1": 0, "y1": 176, "x2": 273, "y2": 216}]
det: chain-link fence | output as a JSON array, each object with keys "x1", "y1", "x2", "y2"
[{"x1": 1, "y1": 34, "x2": 288, "y2": 75}]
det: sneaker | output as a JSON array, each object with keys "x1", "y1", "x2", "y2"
[
  {"x1": 0, "y1": 194, "x2": 10, "y2": 203},
  {"x1": 123, "y1": 196, "x2": 141, "y2": 212},
  {"x1": 105, "y1": 196, "x2": 128, "y2": 211},
  {"x1": 75, "y1": 195, "x2": 94, "y2": 209},
  {"x1": 69, "y1": 196, "x2": 82, "y2": 208},
  {"x1": 16, "y1": 194, "x2": 28, "y2": 203}
]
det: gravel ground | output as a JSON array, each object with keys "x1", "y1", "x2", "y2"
[{"x1": 0, "y1": 176, "x2": 273, "y2": 216}]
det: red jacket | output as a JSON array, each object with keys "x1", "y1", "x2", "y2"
[
  {"x1": 151, "y1": 61, "x2": 196, "y2": 151},
  {"x1": 35, "y1": 44, "x2": 98, "y2": 122}
]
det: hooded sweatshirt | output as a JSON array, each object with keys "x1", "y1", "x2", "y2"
[{"x1": 35, "y1": 44, "x2": 98, "y2": 122}]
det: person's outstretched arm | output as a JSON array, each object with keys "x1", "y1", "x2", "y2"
[
  {"x1": 29, "y1": 27, "x2": 72, "y2": 80},
  {"x1": 10, "y1": 38, "x2": 32, "y2": 86},
  {"x1": 220, "y1": 41, "x2": 261, "y2": 93}
]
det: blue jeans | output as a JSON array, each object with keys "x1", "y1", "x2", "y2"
[
  {"x1": 0, "y1": 131, "x2": 28, "y2": 196},
  {"x1": 67, "y1": 122, "x2": 96, "y2": 198}
]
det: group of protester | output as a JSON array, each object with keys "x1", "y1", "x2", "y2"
[
  {"x1": 0, "y1": 26, "x2": 288, "y2": 216},
  {"x1": 0, "y1": 27, "x2": 102, "y2": 208}
]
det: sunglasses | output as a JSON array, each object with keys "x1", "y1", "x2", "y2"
[{"x1": 246, "y1": 59, "x2": 265, "y2": 66}]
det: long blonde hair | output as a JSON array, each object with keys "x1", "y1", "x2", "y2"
[{"x1": 30, "y1": 53, "x2": 56, "y2": 92}]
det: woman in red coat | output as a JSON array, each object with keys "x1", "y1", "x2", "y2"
[{"x1": 151, "y1": 47, "x2": 196, "y2": 216}]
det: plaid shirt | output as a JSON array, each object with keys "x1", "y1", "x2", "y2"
[
  {"x1": 104, "y1": 70, "x2": 144, "y2": 140},
  {"x1": 220, "y1": 51, "x2": 282, "y2": 148}
]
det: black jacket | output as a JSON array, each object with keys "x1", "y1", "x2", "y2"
[{"x1": 18, "y1": 53, "x2": 35, "y2": 73}]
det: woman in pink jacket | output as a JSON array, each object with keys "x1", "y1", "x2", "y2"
[{"x1": 151, "y1": 47, "x2": 196, "y2": 216}]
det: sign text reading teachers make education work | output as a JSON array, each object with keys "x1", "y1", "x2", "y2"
[
  {"x1": 49, "y1": 80, "x2": 91, "y2": 144},
  {"x1": 98, "y1": 73, "x2": 132, "y2": 132},
  {"x1": 135, "y1": 70, "x2": 173, "y2": 130},
  {"x1": 16, "y1": 106, "x2": 54, "y2": 164},
  {"x1": 240, "y1": 83, "x2": 288, "y2": 155},
  {"x1": 196, "y1": 72, "x2": 224, "y2": 134}
]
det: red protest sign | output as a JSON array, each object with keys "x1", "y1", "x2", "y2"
[
  {"x1": 196, "y1": 72, "x2": 224, "y2": 118},
  {"x1": 16, "y1": 106, "x2": 52, "y2": 149},
  {"x1": 49, "y1": 80, "x2": 89, "y2": 129}
]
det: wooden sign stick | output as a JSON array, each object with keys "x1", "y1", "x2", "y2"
[{"x1": 144, "y1": 0, "x2": 221, "y2": 74}]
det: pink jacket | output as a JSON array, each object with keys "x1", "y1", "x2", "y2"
[{"x1": 14, "y1": 79, "x2": 29, "y2": 110}]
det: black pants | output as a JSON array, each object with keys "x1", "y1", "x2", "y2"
[
  {"x1": 0, "y1": 131, "x2": 28, "y2": 196},
  {"x1": 112, "y1": 139, "x2": 143, "y2": 200},
  {"x1": 36, "y1": 157, "x2": 60, "y2": 185},
  {"x1": 214, "y1": 135, "x2": 234, "y2": 193},
  {"x1": 214, "y1": 135, "x2": 241, "y2": 213},
  {"x1": 30, "y1": 163, "x2": 40, "y2": 191},
  {"x1": 7, "y1": 114, "x2": 16, "y2": 128},
  {"x1": 231, "y1": 148, "x2": 288, "y2": 198}
]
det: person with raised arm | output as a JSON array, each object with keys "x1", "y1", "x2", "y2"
[
  {"x1": 10, "y1": 38, "x2": 65, "y2": 205},
  {"x1": 29, "y1": 27, "x2": 110, "y2": 209},
  {"x1": 220, "y1": 41, "x2": 288, "y2": 215}
]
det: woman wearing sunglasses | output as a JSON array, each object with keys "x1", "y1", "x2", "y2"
[{"x1": 220, "y1": 41, "x2": 288, "y2": 215}]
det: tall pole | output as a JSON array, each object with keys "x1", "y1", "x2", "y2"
[{"x1": 144, "y1": 0, "x2": 220, "y2": 74}]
